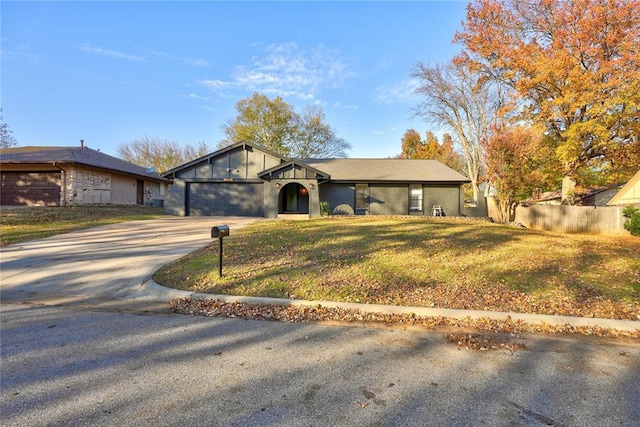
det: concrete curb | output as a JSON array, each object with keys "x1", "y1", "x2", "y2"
[{"x1": 133, "y1": 279, "x2": 640, "y2": 333}]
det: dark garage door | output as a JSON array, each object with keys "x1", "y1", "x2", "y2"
[
  {"x1": 186, "y1": 182, "x2": 264, "y2": 216},
  {"x1": 1, "y1": 172, "x2": 61, "y2": 206}
]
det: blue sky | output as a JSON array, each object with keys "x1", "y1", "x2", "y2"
[{"x1": 2, "y1": 1, "x2": 468, "y2": 159}]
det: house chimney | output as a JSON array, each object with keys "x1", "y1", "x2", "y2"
[{"x1": 80, "y1": 139, "x2": 84, "y2": 149}]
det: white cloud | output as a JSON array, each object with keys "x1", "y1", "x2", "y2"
[
  {"x1": 182, "y1": 93, "x2": 208, "y2": 101},
  {"x1": 374, "y1": 78, "x2": 420, "y2": 105},
  {"x1": 200, "y1": 79, "x2": 234, "y2": 91},
  {"x1": 201, "y1": 42, "x2": 356, "y2": 100},
  {"x1": 76, "y1": 44, "x2": 145, "y2": 62},
  {"x1": 332, "y1": 101, "x2": 359, "y2": 110},
  {"x1": 0, "y1": 42, "x2": 44, "y2": 65},
  {"x1": 151, "y1": 50, "x2": 211, "y2": 67}
]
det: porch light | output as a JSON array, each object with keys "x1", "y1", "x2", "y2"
[{"x1": 299, "y1": 186, "x2": 308, "y2": 195}]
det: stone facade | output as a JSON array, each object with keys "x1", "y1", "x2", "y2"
[{"x1": 63, "y1": 166, "x2": 112, "y2": 205}]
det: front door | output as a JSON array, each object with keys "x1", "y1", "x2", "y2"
[
  {"x1": 285, "y1": 184, "x2": 298, "y2": 212},
  {"x1": 137, "y1": 180, "x2": 144, "y2": 205}
]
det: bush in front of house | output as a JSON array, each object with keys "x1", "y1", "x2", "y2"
[
  {"x1": 320, "y1": 201, "x2": 331, "y2": 217},
  {"x1": 623, "y1": 206, "x2": 640, "y2": 236}
]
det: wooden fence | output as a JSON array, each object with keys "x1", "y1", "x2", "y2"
[{"x1": 513, "y1": 204, "x2": 628, "y2": 235}]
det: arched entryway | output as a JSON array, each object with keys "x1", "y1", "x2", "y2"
[{"x1": 278, "y1": 183, "x2": 309, "y2": 214}]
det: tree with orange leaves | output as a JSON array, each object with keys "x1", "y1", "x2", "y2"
[
  {"x1": 456, "y1": 0, "x2": 640, "y2": 202},
  {"x1": 483, "y1": 124, "x2": 559, "y2": 221},
  {"x1": 399, "y1": 129, "x2": 465, "y2": 173}
]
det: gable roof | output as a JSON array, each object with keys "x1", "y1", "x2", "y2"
[
  {"x1": 301, "y1": 158, "x2": 470, "y2": 183},
  {"x1": 0, "y1": 146, "x2": 167, "y2": 181},
  {"x1": 162, "y1": 140, "x2": 289, "y2": 178},
  {"x1": 608, "y1": 169, "x2": 640, "y2": 205},
  {"x1": 258, "y1": 159, "x2": 331, "y2": 181}
]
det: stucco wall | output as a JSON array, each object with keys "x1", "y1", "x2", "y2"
[
  {"x1": 165, "y1": 179, "x2": 187, "y2": 216},
  {"x1": 320, "y1": 183, "x2": 462, "y2": 216},
  {"x1": 423, "y1": 185, "x2": 461, "y2": 216},
  {"x1": 319, "y1": 184, "x2": 355, "y2": 215},
  {"x1": 369, "y1": 184, "x2": 409, "y2": 215}
]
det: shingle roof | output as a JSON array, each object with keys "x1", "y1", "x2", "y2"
[
  {"x1": 301, "y1": 158, "x2": 470, "y2": 183},
  {"x1": 0, "y1": 146, "x2": 167, "y2": 181}
]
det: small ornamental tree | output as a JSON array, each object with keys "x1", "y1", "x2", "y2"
[
  {"x1": 482, "y1": 124, "x2": 558, "y2": 222},
  {"x1": 622, "y1": 206, "x2": 640, "y2": 237}
]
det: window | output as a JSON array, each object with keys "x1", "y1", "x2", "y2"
[
  {"x1": 410, "y1": 185, "x2": 423, "y2": 211},
  {"x1": 355, "y1": 184, "x2": 369, "y2": 213}
]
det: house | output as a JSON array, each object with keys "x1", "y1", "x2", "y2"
[
  {"x1": 608, "y1": 169, "x2": 640, "y2": 206},
  {"x1": 162, "y1": 141, "x2": 471, "y2": 218},
  {"x1": 0, "y1": 143, "x2": 168, "y2": 206},
  {"x1": 523, "y1": 185, "x2": 622, "y2": 207}
]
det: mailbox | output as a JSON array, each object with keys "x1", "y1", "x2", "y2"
[{"x1": 211, "y1": 225, "x2": 230, "y2": 238}]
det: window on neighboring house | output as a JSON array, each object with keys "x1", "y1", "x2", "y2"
[
  {"x1": 410, "y1": 185, "x2": 423, "y2": 211},
  {"x1": 355, "y1": 184, "x2": 369, "y2": 214}
]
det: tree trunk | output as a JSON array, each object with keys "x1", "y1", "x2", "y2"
[{"x1": 561, "y1": 175, "x2": 576, "y2": 205}]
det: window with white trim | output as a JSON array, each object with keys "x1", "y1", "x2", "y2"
[{"x1": 409, "y1": 185, "x2": 423, "y2": 211}]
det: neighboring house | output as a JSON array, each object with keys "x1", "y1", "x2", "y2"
[
  {"x1": 523, "y1": 185, "x2": 622, "y2": 207},
  {"x1": 608, "y1": 169, "x2": 640, "y2": 206},
  {"x1": 162, "y1": 141, "x2": 471, "y2": 218},
  {"x1": 0, "y1": 144, "x2": 168, "y2": 206}
]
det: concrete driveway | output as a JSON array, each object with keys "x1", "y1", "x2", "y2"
[{"x1": 0, "y1": 216, "x2": 260, "y2": 309}]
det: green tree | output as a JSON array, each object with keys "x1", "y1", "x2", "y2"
[
  {"x1": 220, "y1": 92, "x2": 351, "y2": 158},
  {"x1": 0, "y1": 108, "x2": 18, "y2": 149},
  {"x1": 220, "y1": 93, "x2": 297, "y2": 156},
  {"x1": 117, "y1": 136, "x2": 209, "y2": 173}
]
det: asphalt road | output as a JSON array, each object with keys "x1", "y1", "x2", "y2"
[
  {"x1": 1, "y1": 217, "x2": 639, "y2": 426},
  {"x1": 1, "y1": 303, "x2": 639, "y2": 427}
]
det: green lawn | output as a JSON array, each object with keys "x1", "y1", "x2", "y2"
[
  {"x1": 155, "y1": 217, "x2": 640, "y2": 321},
  {"x1": 0, "y1": 205, "x2": 167, "y2": 246}
]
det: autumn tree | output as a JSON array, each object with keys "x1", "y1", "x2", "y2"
[
  {"x1": 412, "y1": 60, "x2": 505, "y2": 203},
  {"x1": 1, "y1": 108, "x2": 18, "y2": 149},
  {"x1": 400, "y1": 129, "x2": 424, "y2": 159},
  {"x1": 220, "y1": 92, "x2": 351, "y2": 158},
  {"x1": 456, "y1": 0, "x2": 640, "y2": 202},
  {"x1": 400, "y1": 129, "x2": 465, "y2": 174},
  {"x1": 421, "y1": 131, "x2": 443, "y2": 159},
  {"x1": 117, "y1": 136, "x2": 209, "y2": 173},
  {"x1": 483, "y1": 124, "x2": 559, "y2": 221}
]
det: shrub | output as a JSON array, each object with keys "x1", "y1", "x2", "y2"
[
  {"x1": 622, "y1": 206, "x2": 640, "y2": 237},
  {"x1": 320, "y1": 201, "x2": 331, "y2": 217}
]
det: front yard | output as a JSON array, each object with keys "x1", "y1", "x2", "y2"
[
  {"x1": 155, "y1": 217, "x2": 640, "y2": 321},
  {"x1": 0, "y1": 205, "x2": 167, "y2": 247}
]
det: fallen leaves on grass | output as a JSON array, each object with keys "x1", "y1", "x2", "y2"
[
  {"x1": 156, "y1": 218, "x2": 640, "y2": 322},
  {"x1": 169, "y1": 297, "x2": 640, "y2": 339}
]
